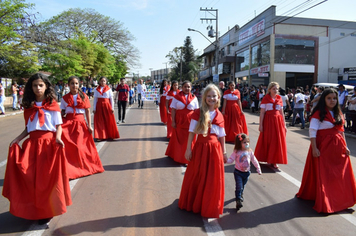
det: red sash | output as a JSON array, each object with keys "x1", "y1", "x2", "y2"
[
  {"x1": 167, "y1": 89, "x2": 180, "y2": 97},
  {"x1": 62, "y1": 93, "x2": 90, "y2": 115},
  {"x1": 224, "y1": 89, "x2": 241, "y2": 100},
  {"x1": 96, "y1": 85, "x2": 110, "y2": 96},
  {"x1": 261, "y1": 94, "x2": 283, "y2": 110},
  {"x1": 164, "y1": 86, "x2": 171, "y2": 94},
  {"x1": 311, "y1": 109, "x2": 344, "y2": 132},
  {"x1": 174, "y1": 91, "x2": 195, "y2": 107},
  {"x1": 24, "y1": 99, "x2": 60, "y2": 126},
  {"x1": 191, "y1": 109, "x2": 224, "y2": 128}
]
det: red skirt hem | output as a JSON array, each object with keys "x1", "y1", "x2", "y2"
[
  {"x1": 2, "y1": 131, "x2": 72, "y2": 220},
  {"x1": 62, "y1": 114, "x2": 104, "y2": 179}
]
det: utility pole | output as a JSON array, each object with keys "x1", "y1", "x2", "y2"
[{"x1": 200, "y1": 7, "x2": 219, "y2": 83}]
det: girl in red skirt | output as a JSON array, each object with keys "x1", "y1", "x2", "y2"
[
  {"x1": 296, "y1": 88, "x2": 356, "y2": 213},
  {"x1": 2, "y1": 73, "x2": 72, "y2": 225},
  {"x1": 61, "y1": 76, "x2": 104, "y2": 179},
  {"x1": 165, "y1": 81, "x2": 199, "y2": 164},
  {"x1": 93, "y1": 77, "x2": 120, "y2": 140},
  {"x1": 166, "y1": 80, "x2": 180, "y2": 139},
  {"x1": 222, "y1": 81, "x2": 248, "y2": 142},
  {"x1": 255, "y1": 82, "x2": 287, "y2": 169},
  {"x1": 159, "y1": 79, "x2": 169, "y2": 124},
  {"x1": 179, "y1": 84, "x2": 227, "y2": 218}
]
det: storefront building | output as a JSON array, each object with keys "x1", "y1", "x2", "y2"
[{"x1": 200, "y1": 5, "x2": 356, "y2": 89}]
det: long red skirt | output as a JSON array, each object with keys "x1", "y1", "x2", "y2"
[
  {"x1": 159, "y1": 96, "x2": 167, "y2": 124},
  {"x1": 178, "y1": 134, "x2": 225, "y2": 218},
  {"x1": 62, "y1": 113, "x2": 104, "y2": 179},
  {"x1": 224, "y1": 100, "x2": 248, "y2": 142},
  {"x1": 255, "y1": 110, "x2": 287, "y2": 164},
  {"x1": 2, "y1": 131, "x2": 72, "y2": 220},
  {"x1": 165, "y1": 109, "x2": 195, "y2": 164},
  {"x1": 94, "y1": 98, "x2": 120, "y2": 140},
  {"x1": 167, "y1": 109, "x2": 173, "y2": 138},
  {"x1": 296, "y1": 128, "x2": 356, "y2": 213}
]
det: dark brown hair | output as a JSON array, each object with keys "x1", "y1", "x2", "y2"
[
  {"x1": 68, "y1": 76, "x2": 85, "y2": 102},
  {"x1": 310, "y1": 88, "x2": 342, "y2": 125},
  {"x1": 233, "y1": 133, "x2": 249, "y2": 151},
  {"x1": 22, "y1": 73, "x2": 56, "y2": 109}
]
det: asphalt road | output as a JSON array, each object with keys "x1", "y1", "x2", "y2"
[{"x1": 0, "y1": 101, "x2": 356, "y2": 236}]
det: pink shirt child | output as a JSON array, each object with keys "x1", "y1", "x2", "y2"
[{"x1": 227, "y1": 150, "x2": 262, "y2": 174}]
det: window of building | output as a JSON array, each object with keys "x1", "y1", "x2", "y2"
[
  {"x1": 275, "y1": 38, "x2": 315, "y2": 64},
  {"x1": 251, "y1": 40, "x2": 270, "y2": 68},
  {"x1": 236, "y1": 49, "x2": 249, "y2": 72}
]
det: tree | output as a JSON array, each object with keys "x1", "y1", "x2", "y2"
[
  {"x1": 0, "y1": 0, "x2": 39, "y2": 78},
  {"x1": 27, "y1": 8, "x2": 139, "y2": 69},
  {"x1": 166, "y1": 36, "x2": 202, "y2": 82}
]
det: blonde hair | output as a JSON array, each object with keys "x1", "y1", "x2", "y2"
[
  {"x1": 194, "y1": 84, "x2": 221, "y2": 136},
  {"x1": 267, "y1": 82, "x2": 279, "y2": 95}
]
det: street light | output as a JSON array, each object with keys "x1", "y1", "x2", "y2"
[
  {"x1": 188, "y1": 28, "x2": 215, "y2": 45},
  {"x1": 188, "y1": 27, "x2": 219, "y2": 83}
]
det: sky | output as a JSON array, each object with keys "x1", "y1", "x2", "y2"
[{"x1": 25, "y1": 0, "x2": 356, "y2": 77}]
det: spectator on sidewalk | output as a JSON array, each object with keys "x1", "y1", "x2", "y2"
[
  {"x1": 0, "y1": 82, "x2": 5, "y2": 115},
  {"x1": 12, "y1": 82, "x2": 19, "y2": 110}
]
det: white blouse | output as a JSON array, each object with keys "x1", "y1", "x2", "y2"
[
  {"x1": 223, "y1": 93, "x2": 239, "y2": 101},
  {"x1": 60, "y1": 94, "x2": 86, "y2": 114},
  {"x1": 260, "y1": 101, "x2": 282, "y2": 111},
  {"x1": 189, "y1": 110, "x2": 226, "y2": 138},
  {"x1": 26, "y1": 102, "x2": 62, "y2": 133},
  {"x1": 93, "y1": 87, "x2": 114, "y2": 110},
  {"x1": 166, "y1": 91, "x2": 178, "y2": 101},
  {"x1": 170, "y1": 95, "x2": 199, "y2": 110},
  {"x1": 309, "y1": 110, "x2": 336, "y2": 138}
]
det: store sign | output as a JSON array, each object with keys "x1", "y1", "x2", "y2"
[
  {"x1": 344, "y1": 67, "x2": 356, "y2": 74},
  {"x1": 250, "y1": 65, "x2": 270, "y2": 75},
  {"x1": 239, "y1": 19, "x2": 265, "y2": 46},
  {"x1": 218, "y1": 64, "x2": 223, "y2": 75},
  {"x1": 258, "y1": 73, "x2": 269, "y2": 77},
  {"x1": 213, "y1": 74, "x2": 219, "y2": 83}
]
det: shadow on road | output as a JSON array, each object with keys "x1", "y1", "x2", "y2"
[
  {"x1": 219, "y1": 197, "x2": 321, "y2": 231},
  {"x1": 118, "y1": 122, "x2": 165, "y2": 127},
  {"x1": 103, "y1": 156, "x2": 181, "y2": 171},
  {"x1": 0, "y1": 211, "x2": 36, "y2": 234},
  {"x1": 52, "y1": 199, "x2": 204, "y2": 235},
  {"x1": 110, "y1": 137, "x2": 169, "y2": 143}
]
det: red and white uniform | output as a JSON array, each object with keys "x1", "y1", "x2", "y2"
[
  {"x1": 297, "y1": 110, "x2": 356, "y2": 213},
  {"x1": 61, "y1": 93, "x2": 104, "y2": 179},
  {"x1": 223, "y1": 89, "x2": 248, "y2": 142},
  {"x1": 166, "y1": 89, "x2": 180, "y2": 138},
  {"x1": 179, "y1": 109, "x2": 225, "y2": 218},
  {"x1": 3, "y1": 100, "x2": 72, "y2": 220},
  {"x1": 159, "y1": 85, "x2": 170, "y2": 124},
  {"x1": 93, "y1": 86, "x2": 119, "y2": 140},
  {"x1": 255, "y1": 94, "x2": 287, "y2": 164},
  {"x1": 165, "y1": 91, "x2": 199, "y2": 164}
]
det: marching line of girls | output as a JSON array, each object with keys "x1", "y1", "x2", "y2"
[
  {"x1": 2, "y1": 73, "x2": 108, "y2": 225},
  {"x1": 168, "y1": 81, "x2": 355, "y2": 218}
]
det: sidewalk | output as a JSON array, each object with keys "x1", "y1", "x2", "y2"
[{"x1": 0, "y1": 107, "x2": 23, "y2": 119}]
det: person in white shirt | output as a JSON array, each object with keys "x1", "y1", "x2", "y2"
[
  {"x1": 137, "y1": 79, "x2": 146, "y2": 109},
  {"x1": 338, "y1": 84, "x2": 348, "y2": 111},
  {"x1": 290, "y1": 89, "x2": 305, "y2": 129},
  {"x1": 0, "y1": 82, "x2": 5, "y2": 115}
]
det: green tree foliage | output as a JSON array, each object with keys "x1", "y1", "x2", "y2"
[
  {"x1": 28, "y1": 8, "x2": 136, "y2": 79},
  {"x1": 166, "y1": 36, "x2": 202, "y2": 82},
  {"x1": 0, "y1": 0, "x2": 39, "y2": 78}
]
